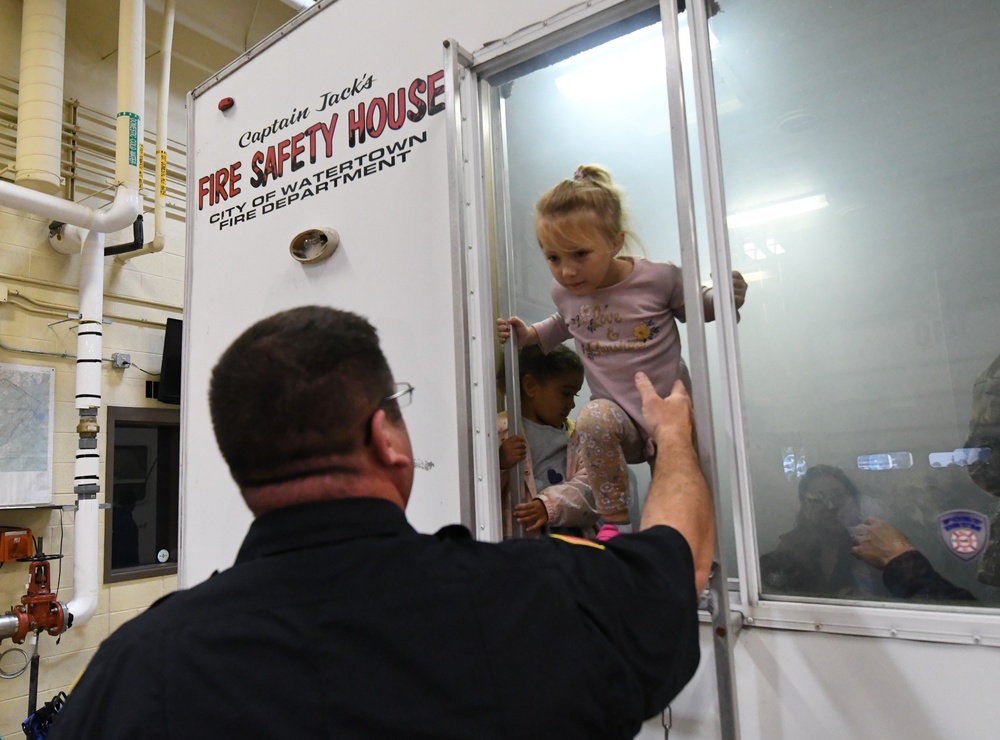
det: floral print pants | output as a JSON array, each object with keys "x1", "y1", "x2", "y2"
[{"x1": 574, "y1": 399, "x2": 644, "y2": 518}]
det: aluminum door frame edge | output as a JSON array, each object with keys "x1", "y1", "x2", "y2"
[
  {"x1": 686, "y1": 0, "x2": 755, "y2": 608},
  {"x1": 445, "y1": 39, "x2": 503, "y2": 539},
  {"x1": 472, "y1": 0, "x2": 658, "y2": 77},
  {"x1": 658, "y1": 0, "x2": 740, "y2": 737},
  {"x1": 486, "y1": 82, "x2": 528, "y2": 541},
  {"x1": 178, "y1": 88, "x2": 197, "y2": 588}
]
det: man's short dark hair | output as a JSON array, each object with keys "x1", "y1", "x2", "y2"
[{"x1": 209, "y1": 306, "x2": 393, "y2": 486}]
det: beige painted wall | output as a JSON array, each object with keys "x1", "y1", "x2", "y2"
[{"x1": 0, "y1": 4, "x2": 186, "y2": 735}]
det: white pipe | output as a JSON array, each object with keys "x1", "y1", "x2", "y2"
[
  {"x1": 0, "y1": 0, "x2": 146, "y2": 632},
  {"x1": 67, "y1": 498, "x2": 99, "y2": 626},
  {"x1": 67, "y1": 228, "x2": 105, "y2": 628},
  {"x1": 153, "y1": 0, "x2": 173, "y2": 252},
  {"x1": 47, "y1": 223, "x2": 85, "y2": 255},
  {"x1": 115, "y1": 0, "x2": 144, "y2": 193},
  {"x1": 15, "y1": 0, "x2": 66, "y2": 194},
  {"x1": 119, "y1": 0, "x2": 174, "y2": 263},
  {"x1": 75, "y1": 226, "x2": 104, "y2": 419},
  {"x1": 0, "y1": 181, "x2": 140, "y2": 232},
  {"x1": 0, "y1": 0, "x2": 145, "y2": 233},
  {"x1": 65, "y1": 0, "x2": 146, "y2": 629}
]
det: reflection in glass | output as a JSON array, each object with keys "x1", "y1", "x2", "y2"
[
  {"x1": 488, "y1": 0, "x2": 1000, "y2": 609},
  {"x1": 717, "y1": 0, "x2": 1000, "y2": 606},
  {"x1": 106, "y1": 407, "x2": 180, "y2": 583},
  {"x1": 760, "y1": 465, "x2": 884, "y2": 599}
]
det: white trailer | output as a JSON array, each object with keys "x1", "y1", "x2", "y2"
[{"x1": 183, "y1": 1, "x2": 1000, "y2": 737}]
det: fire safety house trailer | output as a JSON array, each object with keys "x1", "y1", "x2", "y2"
[{"x1": 182, "y1": 0, "x2": 1000, "y2": 737}]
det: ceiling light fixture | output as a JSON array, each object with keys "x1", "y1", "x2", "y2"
[{"x1": 727, "y1": 195, "x2": 828, "y2": 228}]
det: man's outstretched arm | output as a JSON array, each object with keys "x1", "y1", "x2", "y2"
[{"x1": 635, "y1": 373, "x2": 715, "y2": 593}]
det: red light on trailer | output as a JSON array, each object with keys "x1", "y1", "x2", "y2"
[{"x1": 218, "y1": 97, "x2": 235, "y2": 112}]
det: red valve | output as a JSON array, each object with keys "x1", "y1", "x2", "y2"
[{"x1": 11, "y1": 559, "x2": 66, "y2": 643}]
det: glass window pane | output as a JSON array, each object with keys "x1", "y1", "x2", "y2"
[
  {"x1": 106, "y1": 408, "x2": 180, "y2": 582},
  {"x1": 493, "y1": 13, "x2": 741, "y2": 568},
  {"x1": 713, "y1": 0, "x2": 1000, "y2": 605}
]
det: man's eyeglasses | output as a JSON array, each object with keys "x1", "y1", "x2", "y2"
[
  {"x1": 363, "y1": 382, "x2": 415, "y2": 444},
  {"x1": 383, "y1": 382, "x2": 415, "y2": 409}
]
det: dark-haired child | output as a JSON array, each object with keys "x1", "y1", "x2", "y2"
[{"x1": 498, "y1": 344, "x2": 598, "y2": 538}]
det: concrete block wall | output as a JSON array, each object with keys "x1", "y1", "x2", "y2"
[
  {"x1": 0, "y1": 1, "x2": 188, "y2": 726},
  {"x1": 0, "y1": 200, "x2": 185, "y2": 735}
]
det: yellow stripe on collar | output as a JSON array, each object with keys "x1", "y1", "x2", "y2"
[{"x1": 549, "y1": 533, "x2": 605, "y2": 550}]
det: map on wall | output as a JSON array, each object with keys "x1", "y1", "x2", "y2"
[{"x1": 0, "y1": 363, "x2": 54, "y2": 506}]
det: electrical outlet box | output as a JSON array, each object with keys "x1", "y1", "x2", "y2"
[
  {"x1": 111, "y1": 352, "x2": 131, "y2": 369},
  {"x1": 0, "y1": 528, "x2": 33, "y2": 562}
]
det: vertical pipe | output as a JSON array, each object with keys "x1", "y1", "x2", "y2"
[
  {"x1": 118, "y1": 0, "x2": 175, "y2": 263},
  {"x1": 15, "y1": 0, "x2": 67, "y2": 194},
  {"x1": 68, "y1": 229, "x2": 105, "y2": 628},
  {"x1": 67, "y1": 498, "x2": 99, "y2": 625},
  {"x1": 153, "y1": 0, "x2": 175, "y2": 252},
  {"x1": 74, "y1": 230, "x2": 104, "y2": 412},
  {"x1": 0, "y1": 0, "x2": 142, "y2": 232},
  {"x1": 115, "y1": 0, "x2": 144, "y2": 191}
]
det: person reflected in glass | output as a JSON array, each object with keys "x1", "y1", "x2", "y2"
[
  {"x1": 760, "y1": 464, "x2": 884, "y2": 598},
  {"x1": 966, "y1": 353, "x2": 1000, "y2": 585},
  {"x1": 850, "y1": 518, "x2": 975, "y2": 602}
]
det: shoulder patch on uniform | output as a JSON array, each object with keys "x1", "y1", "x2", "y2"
[{"x1": 549, "y1": 533, "x2": 605, "y2": 550}]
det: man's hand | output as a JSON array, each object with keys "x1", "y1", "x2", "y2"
[
  {"x1": 499, "y1": 435, "x2": 527, "y2": 470},
  {"x1": 732, "y1": 271, "x2": 748, "y2": 309},
  {"x1": 634, "y1": 372, "x2": 713, "y2": 593},
  {"x1": 851, "y1": 518, "x2": 916, "y2": 569},
  {"x1": 635, "y1": 374, "x2": 694, "y2": 447},
  {"x1": 515, "y1": 499, "x2": 549, "y2": 532}
]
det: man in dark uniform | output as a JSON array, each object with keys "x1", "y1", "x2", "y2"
[{"x1": 49, "y1": 305, "x2": 714, "y2": 740}]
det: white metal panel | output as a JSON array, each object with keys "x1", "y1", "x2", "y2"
[
  {"x1": 180, "y1": 0, "x2": 602, "y2": 586},
  {"x1": 633, "y1": 624, "x2": 1000, "y2": 740}
]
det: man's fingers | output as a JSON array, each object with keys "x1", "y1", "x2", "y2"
[
  {"x1": 636, "y1": 375, "x2": 692, "y2": 410},
  {"x1": 634, "y1": 371, "x2": 655, "y2": 397}
]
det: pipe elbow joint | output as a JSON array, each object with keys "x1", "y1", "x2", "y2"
[
  {"x1": 66, "y1": 596, "x2": 97, "y2": 629},
  {"x1": 90, "y1": 186, "x2": 141, "y2": 233}
]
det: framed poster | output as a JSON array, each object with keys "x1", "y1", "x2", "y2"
[{"x1": 0, "y1": 363, "x2": 55, "y2": 507}]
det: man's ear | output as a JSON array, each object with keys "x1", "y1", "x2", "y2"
[{"x1": 369, "y1": 408, "x2": 410, "y2": 468}]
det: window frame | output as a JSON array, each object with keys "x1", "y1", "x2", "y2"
[{"x1": 466, "y1": 0, "x2": 1000, "y2": 646}]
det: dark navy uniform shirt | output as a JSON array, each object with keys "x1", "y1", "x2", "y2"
[{"x1": 49, "y1": 497, "x2": 700, "y2": 739}]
